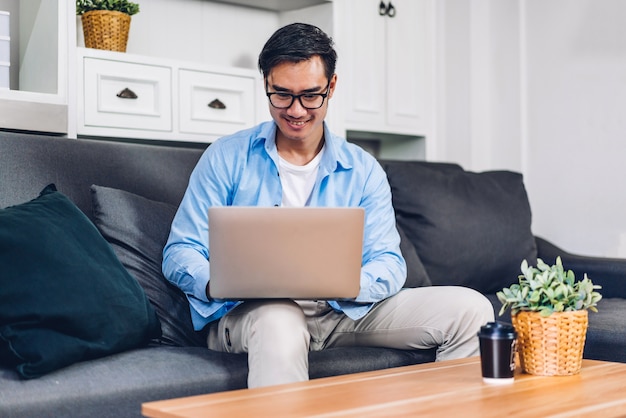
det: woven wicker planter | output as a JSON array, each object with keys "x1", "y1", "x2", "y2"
[
  {"x1": 512, "y1": 310, "x2": 588, "y2": 376},
  {"x1": 81, "y1": 10, "x2": 131, "y2": 52}
]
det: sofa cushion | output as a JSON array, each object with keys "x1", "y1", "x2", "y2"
[
  {"x1": 0, "y1": 185, "x2": 161, "y2": 379},
  {"x1": 90, "y1": 185, "x2": 205, "y2": 347},
  {"x1": 386, "y1": 163, "x2": 537, "y2": 294}
]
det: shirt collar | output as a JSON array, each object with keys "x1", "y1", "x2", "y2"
[{"x1": 252, "y1": 121, "x2": 353, "y2": 173}]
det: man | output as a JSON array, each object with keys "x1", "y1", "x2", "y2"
[{"x1": 163, "y1": 22, "x2": 494, "y2": 388}]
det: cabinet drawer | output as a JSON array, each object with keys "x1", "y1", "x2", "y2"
[
  {"x1": 179, "y1": 69, "x2": 255, "y2": 136},
  {"x1": 83, "y1": 58, "x2": 172, "y2": 132}
]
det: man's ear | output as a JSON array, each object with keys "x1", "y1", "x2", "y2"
[{"x1": 328, "y1": 73, "x2": 338, "y2": 99}]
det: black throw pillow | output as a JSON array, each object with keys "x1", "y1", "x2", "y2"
[
  {"x1": 386, "y1": 163, "x2": 538, "y2": 294},
  {"x1": 0, "y1": 185, "x2": 161, "y2": 378},
  {"x1": 397, "y1": 224, "x2": 431, "y2": 288},
  {"x1": 90, "y1": 185, "x2": 206, "y2": 347}
]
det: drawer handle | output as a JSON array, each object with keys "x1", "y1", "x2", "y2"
[
  {"x1": 208, "y1": 98, "x2": 226, "y2": 109},
  {"x1": 117, "y1": 88, "x2": 138, "y2": 99}
]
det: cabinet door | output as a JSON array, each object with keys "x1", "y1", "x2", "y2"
[
  {"x1": 341, "y1": 0, "x2": 431, "y2": 135},
  {"x1": 342, "y1": 0, "x2": 387, "y2": 128},
  {"x1": 385, "y1": 0, "x2": 431, "y2": 132}
]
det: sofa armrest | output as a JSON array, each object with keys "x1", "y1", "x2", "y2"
[{"x1": 535, "y1": 236, "x2": 626, "y2": 299}]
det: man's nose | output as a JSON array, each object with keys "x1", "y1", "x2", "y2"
[{"x1": 286, "y1": 97, "x2": 308, "y2": 117}]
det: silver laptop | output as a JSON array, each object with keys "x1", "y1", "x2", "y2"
[{"x1": 208, "y1": 206, "x2": 364, "y2": 300}]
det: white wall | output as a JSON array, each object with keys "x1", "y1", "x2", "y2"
[
  {"x1": 437, "y1": 0, "x2": 523, "y2": 172},
  {"x1": 524, "y1": 0, "x2": 626, "y2": 257},
  {"x1": 437, "y1": 0, "x2": 626, "y2": 257}
]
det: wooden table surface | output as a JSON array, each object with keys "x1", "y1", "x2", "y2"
[{"x1": 142, "y1": 357, "x2": 626, "y2": 417}]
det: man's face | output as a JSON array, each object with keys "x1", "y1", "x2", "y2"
[{"x1": 265, "y1": 56, "x2": 336, "y2": 146}]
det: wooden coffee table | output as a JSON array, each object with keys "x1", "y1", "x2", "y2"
[{"x1": 142, "y1": 357, "x2": 626, "y2": 417}]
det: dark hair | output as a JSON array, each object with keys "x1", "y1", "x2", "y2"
[{"x1": 258, "y1": 23, "x2": 337, "y2": 82}]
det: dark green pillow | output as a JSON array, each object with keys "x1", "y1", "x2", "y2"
[{"x1": 0, "y1": 185, "x2": 161, "y2": 378}]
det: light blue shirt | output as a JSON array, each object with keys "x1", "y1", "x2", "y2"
[{"x1": 162, "y1": 121, "x2": 407, "y2": 330}]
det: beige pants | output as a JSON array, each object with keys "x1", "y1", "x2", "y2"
[{"x1": 207, "y1": 286, "x2": 494, "y2": 388}]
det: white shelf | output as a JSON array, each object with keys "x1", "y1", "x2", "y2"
[
  {"x1": 210, "y1": 0, "x2": 331, "y2": 12},
  {"x1": 0, "y1": 0, "x2": 70, "y2": 133}
]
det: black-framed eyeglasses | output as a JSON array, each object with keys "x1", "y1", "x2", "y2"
[{"x1": 265, "y1": 81, "x2": 331, "y2": 110}]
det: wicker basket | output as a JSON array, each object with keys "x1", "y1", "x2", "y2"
[
  {"x1": 81, "y1": 10, "x2": 131, "y2": 52},
  {"x1": 512, "y1": 310, "x2": 588, "y2": 376}
]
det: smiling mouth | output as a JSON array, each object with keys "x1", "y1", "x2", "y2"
[{"x1": 285, "y1": 118, "x2": 308, "y2": 127}]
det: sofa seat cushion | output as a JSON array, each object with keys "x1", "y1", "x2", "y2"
[
  {"x1": 91, "y1": 185, "x2": 205, "y2": 347},
  {"x1": 0, "y1": 346, "x2": 248, "y2": 418},
  {"x1": 385, "y1": 162, "x2": 538, "y2": 294},
  {"x1": 309, "y1": 346, "x2": 436, "y2": 379},
  {"x1": 0, "y1": 185, "x2": 161, "y2": 379},
  {"x1": 0, "y1": 344, "x2": 435, "y2": 418}
]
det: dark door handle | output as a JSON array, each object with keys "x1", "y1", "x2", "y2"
[
  {"x1": 379, "y1": 1, "x2": 396, "y2": 18},
  {"x1": 379, "y1": 1, "x2": 387, "y2": 16}
]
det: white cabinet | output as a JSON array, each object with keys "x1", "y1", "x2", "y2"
[
  {"x1": 0, "y1": 0, "x2": 71, "y2": 134},
  {"x1": 77, "y1": 48, "x2": 260, "y2": 143},
  {"x1": 0, "y1": 0, "x2": 433, "y2": 160},
  {"x1": 338, "y1": 0, "x2": 433, "y2": 137}
]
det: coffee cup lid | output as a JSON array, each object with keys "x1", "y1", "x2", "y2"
[{"x1": 477, "y1": 321, "x2": 517, "y2": 339}]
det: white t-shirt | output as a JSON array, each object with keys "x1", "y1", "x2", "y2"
[{"x1": 278, "y1": 146, "x2": 325, "y2": 207}]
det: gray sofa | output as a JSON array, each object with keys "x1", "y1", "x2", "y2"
[{"x1": 1, "y1": 130, "x2": 625, "y2": 417}]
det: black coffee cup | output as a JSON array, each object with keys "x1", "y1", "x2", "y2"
[{"x1": 477, "y1": 321, "x2": 517, "y2": 384}]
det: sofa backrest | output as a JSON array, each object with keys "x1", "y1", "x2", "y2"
[
  {"x1": 1, "y1": 130, "x2": 539, "y2": 295},
  {"x1": 382, "y1": 158, "x2": 538, "y2": 294},
  {"x1": 0, "y1": 131, "x2": 205, "y2": 220}
]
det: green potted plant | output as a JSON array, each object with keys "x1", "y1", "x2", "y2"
[
  {"x1": 497, "y1": 257, "x2": 602, "y2": 376},
  {"x1": 77, "y1": 0, "x2": 140, "y2": 53}
]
